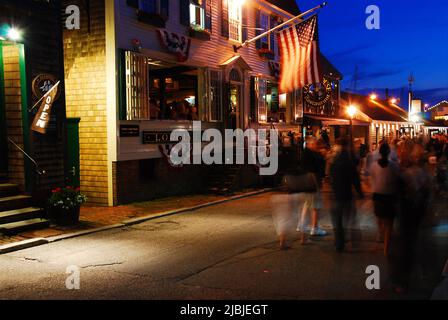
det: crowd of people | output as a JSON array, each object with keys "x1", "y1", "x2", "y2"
[{"x1": 274, "y1": 132, "x2": 448, "y2": 294}]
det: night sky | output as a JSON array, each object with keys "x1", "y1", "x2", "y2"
[{"x1": 296, "y1": 0, "x2": 448, "y2": 106}]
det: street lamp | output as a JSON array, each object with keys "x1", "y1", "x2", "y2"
[
  {"x1": 347, "y1": 105, "x2": 357, "y2": 143},
  {"x1": 390, "y1": 98, "x2": 398, "y2": 104},
  {"x1": 370, "y1": 94, "x2": 377, "y2": 100},
  {"x1": 7, "y1": 27, "x2": 21, "y2": 41}
]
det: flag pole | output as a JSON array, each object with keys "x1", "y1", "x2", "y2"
[{"x1": 233, "y1": 1, "x2": 328, "y2": 52}]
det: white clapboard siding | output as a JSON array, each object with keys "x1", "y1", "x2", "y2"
[{"x1": 115, "y1": 0, "x2": 293, "y2": 75}]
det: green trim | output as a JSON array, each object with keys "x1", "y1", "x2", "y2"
[
  {"x1": 118, "y1": 49, "x2": 127, "y2": 120},
  {"x1": 18, "y1": 43, "x2": 33, "y2": 191},
  {"x1": 0, "y1": 41, "x2": 8, "y2": 174}
]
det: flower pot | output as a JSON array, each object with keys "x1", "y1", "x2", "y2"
[
  {"x1": 50, "y1": 205, "x2": 81, "y2": 226},
  {"x1": 188, "y1": 28, "x2": 211, "y2": 41}
]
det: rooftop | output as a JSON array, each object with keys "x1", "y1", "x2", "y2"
[{"x1": 340, "y1": 92, "x2": 409, "y2": 122}]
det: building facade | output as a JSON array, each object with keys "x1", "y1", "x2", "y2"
[
  {"x1": 0, "y1": 0, "x2": 78, "y2": 232},
  {"x1": 340, "y1": 92, "x2": 423, "y2": 149},
  {"x1": 62, "y1": 0, "x2": 316, "y2": 206}
]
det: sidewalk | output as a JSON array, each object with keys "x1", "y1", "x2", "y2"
[{"x1": 0, "y1": 188, "x2": 269, "y2": 247}]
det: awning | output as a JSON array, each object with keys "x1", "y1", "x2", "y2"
[{"x1": 304, "y1": 115, "x2": 370, "y2": 126}]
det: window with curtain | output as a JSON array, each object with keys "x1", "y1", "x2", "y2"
[{"x1": 190, "y1": 0, "x2": 205, "y2": 29}]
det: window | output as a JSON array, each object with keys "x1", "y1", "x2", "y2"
[
  {"x1": 125, "y1": 51, "x2": 150, "y2": 120},
  {"x1": 209, "y1": 70, "x2": 222, "y2": 121},
  {"x1": 190, "y1": 1, "x2": 205, "y2": 29},
  {"x1": 259, "y1": 12, "x2": 269, "y2": 49},
  {"x1": 253, "y1": 77, "x2": 284, "y2": 123},
  {"x1": 139, "y1": 0, "x2": 159, "y2": 14},
  {"x1": 123, "y1": 51, "x2": 202, "y2": 121},
  {"x1": 228, "y1": 0, "x2": 243, "y2": 42},
  {"x1": 137, "y1": 0, "x2": 169, "y2": 26}
]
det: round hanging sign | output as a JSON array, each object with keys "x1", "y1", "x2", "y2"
[
  {"x1": 32, "y1": 73, "x2": 60, "y2": 100},
  {"x1": 303, "y1": 78, "x2": 332, "y2": 107}
]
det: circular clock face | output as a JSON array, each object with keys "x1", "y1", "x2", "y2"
[{"x1": 303, "y1": 79, "x2": 332, "y2": 107}]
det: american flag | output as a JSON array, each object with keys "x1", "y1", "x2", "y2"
[{"x1": 277, "y1": 15, "x2": 322, "y2": 93}]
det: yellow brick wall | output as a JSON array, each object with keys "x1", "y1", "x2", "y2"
[
  {"x1": 2, "y1": 45, "x2": 25, "y2": 190},
  {"x1": 63, "y1": 0, "x2": 109, "y2": 205}
]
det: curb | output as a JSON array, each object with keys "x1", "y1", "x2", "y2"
[
  {"x1": 0, "y1": 238, "x2": 49, "y2": 254},
  {"x1": 0, "y1": 188, "x2": 274, "y2": 255}
]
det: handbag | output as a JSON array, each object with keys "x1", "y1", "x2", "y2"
[{"x1": 283, "y1": 172, "x2": 318, "y2": 193}]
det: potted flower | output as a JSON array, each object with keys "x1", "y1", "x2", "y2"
[
  {"x1": 188, "y1": 25, "x2": 211, "y2": 41},
  {"x1": 258, "y1": 47, "x2": 275, "y2": 60},
  {"x1": 48, "y1": 186, "x2": 87, "y2": 226}
]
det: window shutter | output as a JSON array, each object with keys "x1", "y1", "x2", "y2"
[
  {"x1": 242, "y1": 4, "x2": 248, "y2": 42},
  {"x1": 180, "y1": 0, "x2": 190, "y2": 26},
  {"x1": 205, "y1": 0, "x2": 212, "y2": 32},
  {"x1": 270, "y1": 16, "x2": 276, "y2": 56},
  {"x1": 255, "y1": 9, "x2": 261, "y2": 49},
  {"x1": 221, "y1": 0, "x2": 229, "y2": 38},
  {"x1": 250, "y1": 77, "x2": 257, "y2": 122},
  {"x1": 160, "y1": 0, "x2": 169, "y2": 19}
]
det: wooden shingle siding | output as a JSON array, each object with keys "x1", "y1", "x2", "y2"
[
  {"x1": 63, "y1": 0, "x2": 109, "y2": 206},
  {"x1": 2, "y1": 45, "x2": 25, "y2": 190}
]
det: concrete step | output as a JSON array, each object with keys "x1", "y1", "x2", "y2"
[
  {"x1": 0, "y1": 183, "x2": 20, "y2": 197},
  {"x1": 0, "y1": 195, "x2": 32, "y2": 211},
  {"x1": 0, "y1": 218, "x2": 50, "y2": 236},
  {"x1": 0, "y1": 207, "x2": 43, "y2": 224}
]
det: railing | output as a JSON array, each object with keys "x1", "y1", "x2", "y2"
[{"x1": 7, "y1": 137, "x2": 46, "y2": 176}]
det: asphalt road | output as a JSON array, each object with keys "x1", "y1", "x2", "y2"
[{"x1": 0, "y1": 191, "x2": 446, "y2": 300}]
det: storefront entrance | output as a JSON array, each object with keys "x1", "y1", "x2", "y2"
[
  {"x1": 226, "y1": 68, "x2": 243, "y2": 130},
  {"x1": 228, "y1": 83, "x2": 240, "y2": 130}
]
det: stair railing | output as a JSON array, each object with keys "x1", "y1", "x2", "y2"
[{"x1": 7, "y1": 138, "x2": 46, "y2": 176}]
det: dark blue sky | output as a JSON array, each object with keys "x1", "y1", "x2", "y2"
[{"x1": 297, "y1": 0, "x2": 448, "y2": 105}]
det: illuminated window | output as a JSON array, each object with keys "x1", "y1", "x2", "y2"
[
  {"x1": 190, "y1": 1, "x2": 205, "y2": 29},
  {"x1": 228, "y1": 0, "x2": 243, "y2": 42}
]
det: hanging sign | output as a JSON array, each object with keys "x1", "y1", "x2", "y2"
[
  {"x1": 157, "y1": 29, "x2": 191, "y2": 62},
  {"x1": 31, "y1": 81, "x2": 60, "y2": 134},
  {"x1": 31, "y1": 73, "x2": 61, "y2": 100},
  {"x1": 303, "y1": 78, "x2": 332, "y2": 107}
]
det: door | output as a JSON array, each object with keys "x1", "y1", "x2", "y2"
[
  {"x1": 65, "y1": 118, "x2": 80, "y2": 188},
  {"x1": 228, "y1": 83, "x2": 240, "y2": 130},
  {"x1": 0, "y1": 41, "x2": 7, "y2": 176}
]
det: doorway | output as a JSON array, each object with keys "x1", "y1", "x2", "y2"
[
  {"x1": 0, "y1": 40, "x2": 30, "y2": 189},
  {"x1": 0, "y1": 41, "x2": 7, "y2": 177},
  {"x1": 226, "y1": 68, "x2": 243, "y2": 130}
]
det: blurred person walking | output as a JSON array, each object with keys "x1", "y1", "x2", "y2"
[
  {"x1": 329, "y1": 138, "x2": 364, "y2": 252},
  {"x1": 391, "y1": 141, "x2": 432, "y2": 293},
  {"x1": 369, "y1": 143, "x2": 400, "y2": 256},
  {"x1": 297, "y1": 137, "x2": 327, "y2": 241}
]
